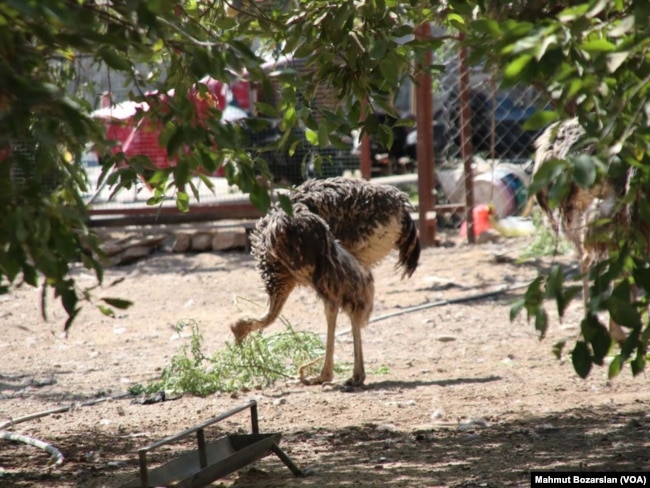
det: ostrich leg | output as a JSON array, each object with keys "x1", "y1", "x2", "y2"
[
  {"x1": 347, "y1": 309, "x2": 367, "y2": 387},
  {"x1": 299, "y1": 302, "x2": 338, "y2": 385}
]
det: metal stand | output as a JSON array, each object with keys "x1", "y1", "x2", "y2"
[{"x1": 121, "y1": 400, "x2": 306, "y2": 487}]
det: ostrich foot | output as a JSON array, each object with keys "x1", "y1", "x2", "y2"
[
  {"x1": 345, "y1": 372, "x2": 366, "y2": 387},
  {"x1": 298, "y1": 358, "x2": 333, "y2": 385}
]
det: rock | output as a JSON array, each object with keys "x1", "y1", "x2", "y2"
[
  {"x1": 430, "y1": 409, "x2": 444, "y2": 420},
  {"x1": 458, "y1": 417, "x2": 490, "y2": 431},
  {"x1": 172, "y1": 233, "x2": 191, "y2": 253},
  {"x1": 212, "y1": 228, "x2": 248, "y2": 251},
  {"x1": 119, "y1": 245, "x2": 153, "y2": 264},
  {"x1": 437, "y1": 336, "x2": 457, "y2": 343},
  {"x1": 191, "y1": 232, "x2": 213, "y2": 252}
]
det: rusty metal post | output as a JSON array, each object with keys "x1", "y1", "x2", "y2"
[
  {"x1": 458, "y1": 35, "x2": 475, "y2": 244},
  {"x1": 360, "y1": 97, "x2": 372, "y2": 180},
  {"x1": 360, "y1": 132, "x2": 372, "y2": 180},
  {"x1": 415, "y1": 22, "x2": 436, "y2": 246}
]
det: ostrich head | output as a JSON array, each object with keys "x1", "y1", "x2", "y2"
[{"x1": 230, "y1": 317, "x2": 260, "y2": 343}]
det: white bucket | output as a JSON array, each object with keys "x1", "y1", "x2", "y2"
[
  {"x1": 473, "y1": 166, "x2": 528, "y2": 218},
  {"x1": 437, "y1": 163, "x2": 529, "y2": 218}
]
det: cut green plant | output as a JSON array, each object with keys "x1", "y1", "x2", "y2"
[{"x1": 130, "y1": 316, "x2": 345, "y2": 397}]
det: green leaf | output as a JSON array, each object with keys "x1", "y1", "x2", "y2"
[
  {"x1": 470, "y1": 19, "x2": 502, "y2": 36},
  {"x1": 608, "y1": 354, "x2": 623, "y2": 379},
  {"x1": 581, "y1": 315, "x2": 611, "y2": 365},
  {"x1": 545, "y1": 264, "x2": 565, "y2": 315},
  {"x1": 98, "y1": 46, "x2": 131, "y2": 71},
  {"x1": 557, "y1": 3, "x2": 590, "y2": 22},
  {"x1": 631, "y1": 350, "x2": 646, "y2": 376},
  {"x1": 607, "y1": 296, "x2": 641, "y2": 329},
  {"x1": 147, "y1": 194, "x2": 165, "y2": 206},
  {"x1": 379, "y1": 56, "x2": 400, "y2": 87},
  {"x1": 581, "y1": 38, "x2": 616, "y2": 53},
  {"x1": 98, "y1": 304, "x2": 116, "y2": 318},
  {"x1": 535, "y1": 34, "x2": 558, "y2": 61},
  {"x1": 571, "y1": 341, "x2": 593, "y2": 378},
  {"x1": 534, "y1": 307, "x2": 548, "y2": 338},
  {"x1": 166, "y1": 126, "x2": 186, "y2": 157},
  {"x1": 572, "y1": 154, "x2": 597, "y2": 188},
  {"x1": 370, "y1": 39, "x2": 388, "y2": 60},
  {"x1": 23, "y1": 264, "x2": 39, "y2": 287},
  {"x1": 278, "y1": 194, "x2": 293, "y2": 216},
  {"x1": 64, "y1": 308, "x2": 81, "y2": 332},
  {"x1": 621, "y1": 325, "x2": 641, "y2": 362},
  {"x1": 566, "y1": 78, "x2": 585, "y2": 100},
  {"x1": 504, "y1": 54, "x2": 533, "y2": 79},
  {"x1": 173, "y1": 160, "x2": 191, "y2": 189},
  {"x1": 509, "y1": 298, "x2": 525, "y2": 321},
  {"x1": 547, "y1": 171, "x2": 572, "y2": 208},
  {"x1": 176, "y1": 190, "x2": 190, "y2": 212},
  {"x1": 522, "y1": 110, "x2": 558, "y2": 131},
  {"x1": 254, "y1": 102, "x2": 279, "y2": 118},
  {"x1": 562, "y1": 285, "x2": 583, "y2": 316},
  {"x1": 60, "y1": 287, "x2": 78, "y2": 316},
  {"x1": 364, "y1": 113, "x2": 379, "y2": 133},
  {"x1": 249, "y1": 183, "x2": 271, "y2": 212},
  {"x1": 528, "y1": 158, "x2": 566, "y2": 196},
  {"x1": 632, "y1": 261, "x2": 650, "y2": 291},
  {"x1": 305, "y1": 128, "x2": 318, "y2": 145}
]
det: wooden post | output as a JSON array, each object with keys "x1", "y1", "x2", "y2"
[
  {"x1": 458, "y1": 35, "x2": 475, "y2": 244},
  {"x1": 360, "y1": 97, "x2": 372, "y2": 180},
  {"x1": 415, "y1": 23, "x2": 436, "y2": 246}
]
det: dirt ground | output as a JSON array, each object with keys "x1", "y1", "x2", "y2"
[{"x1": 0, "y1": 226, "x2": 648, "y2": 487}]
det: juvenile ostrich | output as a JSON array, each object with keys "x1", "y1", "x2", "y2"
[
  {"x1": 532, "y1": 118, "x2": 630, "y2": 342},
  {"x1": 231, "y1": 177, "x2": 420, "y2": 386},
  {"x1": 290, "y1": 177, "x2": 420, "y2": 274}
]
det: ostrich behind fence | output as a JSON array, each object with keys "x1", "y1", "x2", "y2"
[
  {"x1": 231, "y1": 177, "x2": 420, "y2": 386},
  {"x1": 532, "y1": 118, "x2": 649, "y2": 343}
]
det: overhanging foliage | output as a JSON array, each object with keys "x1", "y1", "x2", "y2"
[{"x1": 2, "y1": 0, "x2": 650, "y2": 379}]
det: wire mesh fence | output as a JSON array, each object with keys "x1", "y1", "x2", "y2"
[
  {"x1": 40, "y1": 32, "x2": 548, "y2": 222},
  {"x1": 423, "y1": 35, "x2": 546, "y2": 219}
]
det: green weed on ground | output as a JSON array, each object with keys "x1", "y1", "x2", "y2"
[
  {"x1": 520, "y1": 209, "x2": 573, "y2": 260},
  {"x1": 130, "y1": 317, "x2": 343, "y2": 397}
]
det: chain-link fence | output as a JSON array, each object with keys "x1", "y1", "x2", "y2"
[
  {"x1": 70, "y1": 34, "x2": 546, "y2": 220},
  {"x1": 421, "y1": 35, "x2": 546, "y2": 219}
]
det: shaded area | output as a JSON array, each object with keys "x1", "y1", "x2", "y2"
[
  {"x1": 0, "y1": 405, "x2": 647, "y2": 487},
  {"x1": 230, "y1": 406, "x2": 649, "y2": 487}
]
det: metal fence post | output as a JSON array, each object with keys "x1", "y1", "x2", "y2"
[
  {"x1": 458, "y1": 34, "x2": 476, "y2": 244},
  {"x1": 415, "y1": 22, "x2": 436, "y2": 246}
]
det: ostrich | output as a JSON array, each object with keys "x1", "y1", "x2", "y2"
[
  {"x1": 532, "y1": 118, "x2": 630, "y2": 342},
  {"x1": 231, "y1": 177, "x2": 420, "y2": 386}
]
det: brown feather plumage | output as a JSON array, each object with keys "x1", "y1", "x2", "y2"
[
  {"x1": 230, "y1": 177, "x2": 420, "y2": 386},
  {"x1": 532, "y1": 118, "x2": 635, "y2": 344}
]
